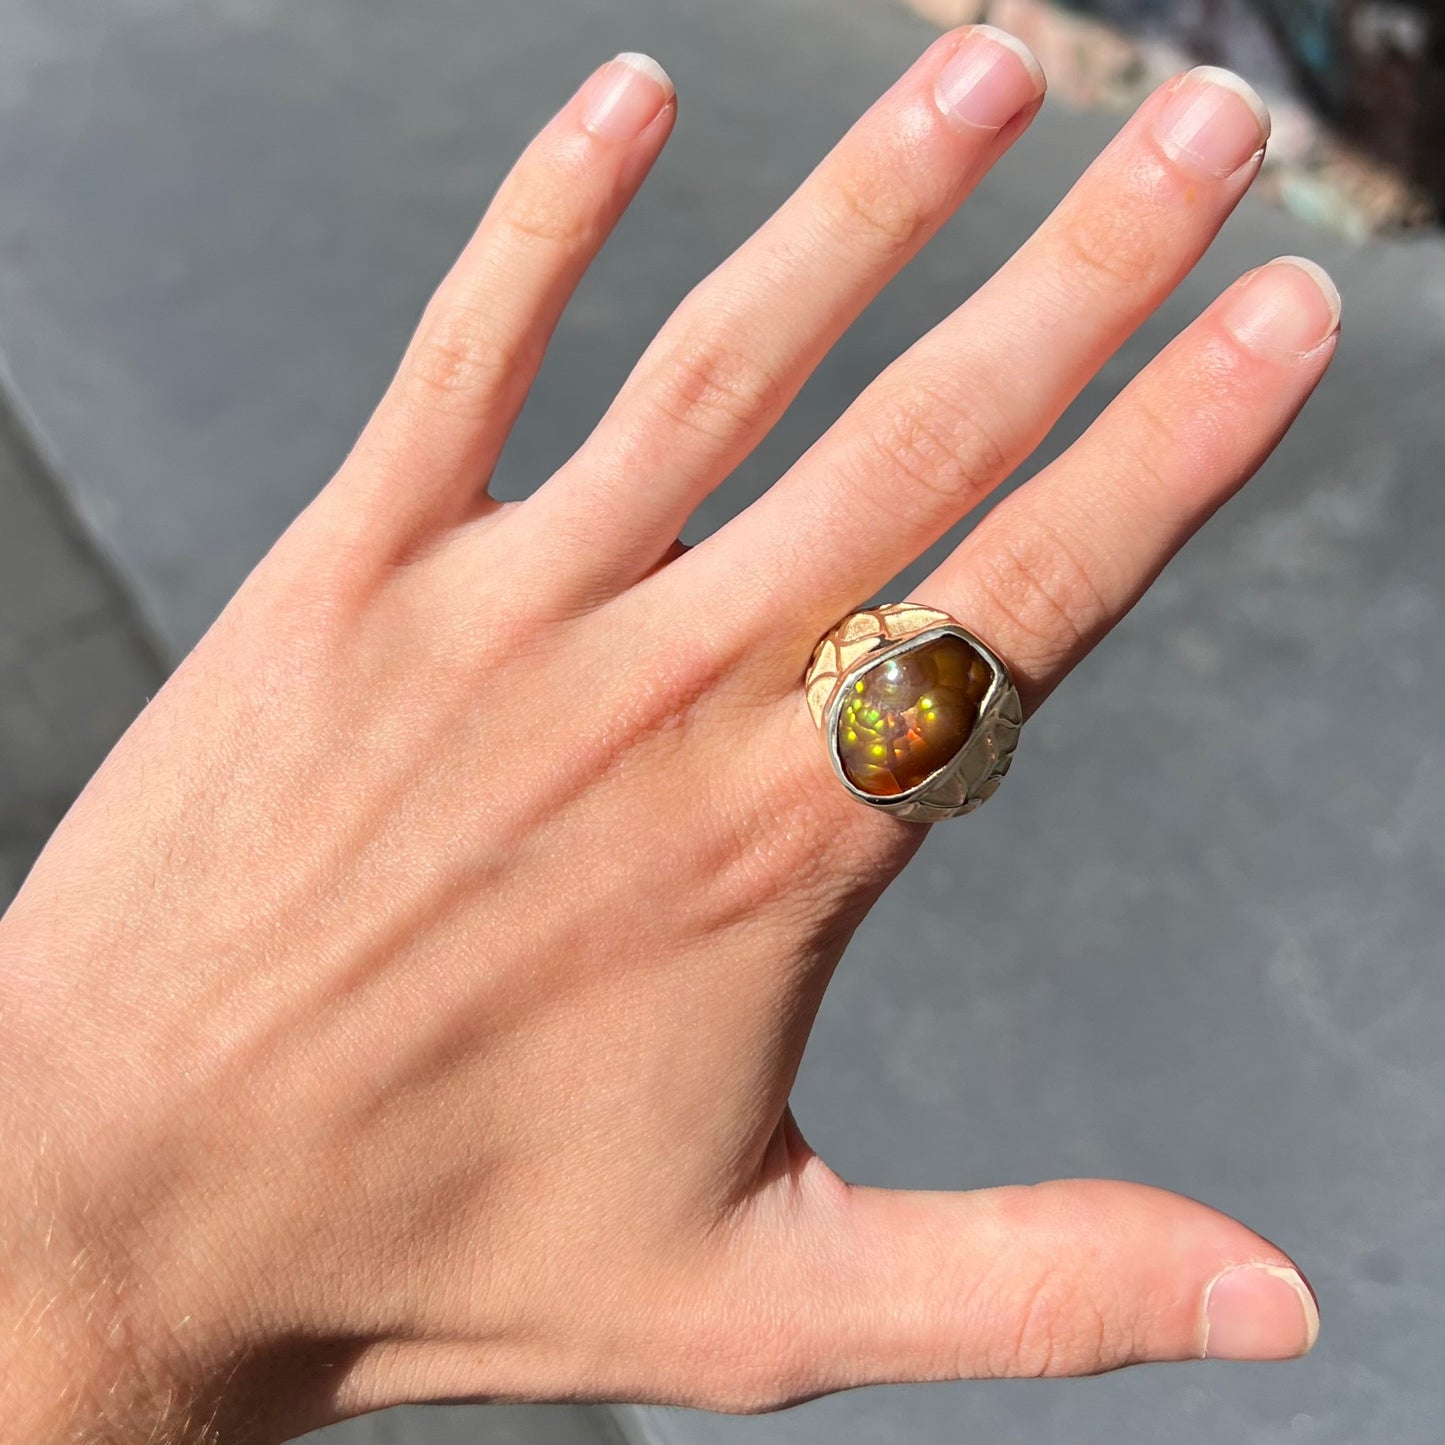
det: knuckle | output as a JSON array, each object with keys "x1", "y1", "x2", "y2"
[
  {"x1": 823, "y1": 165, "x2": 933, "y2": 255},
  {"x1": 971, "y1": 516, "x2": 1111, "y2": 665},
  {"x1": 496, "y1": 193, "x2": 594, "y2": 251},
  {"x1": 494, "y1": 144, "x2": 598, "y2": 250},
  {"x1": 987, "y1": 1261, "x2": 1118, "y2": 1377},
  {"x1": 1118, "y1": 388, "x2": 1185, "y2": 480},
  {"x1": 648, "y1": 331, "x2": 786, "y2": 444},
  {"x1": 404, "y1": 301, "x2": 532, "y2": 411},
  {"x1": 1054, "y1": 199, "x2": 1164, "y2": 297},
  {"x1": 864, "y1": 381, "x2": 1011, "y2": 513}
]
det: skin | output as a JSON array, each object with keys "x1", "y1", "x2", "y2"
[{"x1": 0, "y1": 30, "x2": 1337, "y2": 1445}]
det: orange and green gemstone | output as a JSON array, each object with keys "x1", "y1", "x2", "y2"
[{"x1": 836, "y1": 633, "x2": 993, "y2": 797}]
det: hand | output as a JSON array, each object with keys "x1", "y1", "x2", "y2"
[{"x1": 0, "y1": 31, "x2": 1334, "y2": 1444}]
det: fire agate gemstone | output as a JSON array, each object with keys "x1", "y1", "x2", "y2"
[{"x1": 836, "y1": 633, "x2": 993, "y2": 797}]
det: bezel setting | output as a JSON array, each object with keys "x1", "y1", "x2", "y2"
[{"x1": 805, "y1": 606, "x2": 1022, "y2": 822}]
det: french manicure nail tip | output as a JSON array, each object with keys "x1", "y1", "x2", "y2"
[
  {"x1": 935, "y1": 26, "x2": 1044, "y2": 132},
  {"x1": 613, "y1": 52, "x2": 675, "y2": 102},
  {"x1": 1222, "y1": 256, "x2": 1342, "y2": 353},
  {"x1": 1155, "y1": 65, "x2": 1270, "y2": 176},
  {"x1": 583, "y1": 52, "x2": 674, "y2": 141}
]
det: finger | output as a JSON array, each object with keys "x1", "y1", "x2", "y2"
[
  {"x1": 924, "y1": 255, "x2": 1340, "y2": 711},
  {"x1": 743, "y1": 1173, "x2": 1318, "y2": 1397},
  {"x1": 519, "y1": 26, "x2": 1045, "y2": 603},
  {"x1": 696, "y1": 66, "x2": 1272, "y2": 641},
  {"x1": 337, "y1": 53, "x2": 676, "y2": 546}
]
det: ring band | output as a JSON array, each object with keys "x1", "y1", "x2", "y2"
[{"x1": 804, "y1": 603, "x2": 1022, "y2": 822}]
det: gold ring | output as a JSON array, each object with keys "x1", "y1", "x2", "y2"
[{"x1": 804, "y1": 603, "x2": 1022, "y2": 822}]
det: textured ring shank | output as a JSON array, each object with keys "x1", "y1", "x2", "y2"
[{"x1": 805, "y1": 603, "x2": 1022, "y2": 822}]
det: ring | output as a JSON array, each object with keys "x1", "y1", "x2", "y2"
[{"x1": 804, "y1": 603, "x2": 1022, "y2": 822}]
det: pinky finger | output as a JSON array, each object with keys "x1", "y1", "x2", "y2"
[
  {"x1": 339, "y1": 54, "x2": 676, "y2": 546},
  {"x1": 922, "y1": 256, "x2": 1341, "y2": 711}
]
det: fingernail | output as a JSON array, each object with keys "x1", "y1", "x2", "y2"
[
  {"x1": 1202, "y1": 1264, "x2": 1320, "y2": 1360},
  {"x1": 582, "y1": 53, "x2": 674, "y2": 141},
  {"x1": 1154, "y1": 66, "x2": 1270, "y2": 176},
  {"x1": 935, "y1": 25, "x2": 1045, "y2": 132},
  {"x1": 1221, "y1": 256, "x2": 1342, "y2": 354}
]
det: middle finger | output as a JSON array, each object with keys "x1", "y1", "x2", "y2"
[{"x1": 695, "y1": 66, "x2": 1272, "y2": 641}]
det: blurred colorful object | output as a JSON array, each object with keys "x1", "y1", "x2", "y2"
[
  {"x1": 907, "y1": 0, "x2": 1443, "y2": 230},
  {"x1": 1087, "y1": 0, "x2": 1440, "y2": 223}
]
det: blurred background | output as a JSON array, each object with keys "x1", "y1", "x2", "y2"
[{"x1": 0, "y1": 1, "x2": 1440, "y2": 1442}]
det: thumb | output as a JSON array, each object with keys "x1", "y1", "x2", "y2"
[{"x1": 732, "y1": 1166, "x2": 1318, "y2": 1404}]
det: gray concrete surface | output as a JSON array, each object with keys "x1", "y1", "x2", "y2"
[
  {"x1": 0, "y1": 1, "x2": 1440, "y2": 1443},
  {"x1": 0, "y1": 390, "x2": 162, "y2": 904}
]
